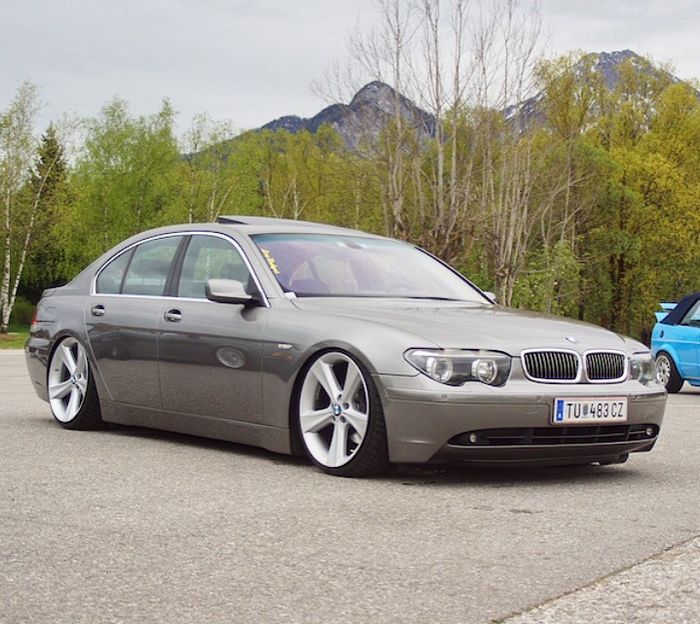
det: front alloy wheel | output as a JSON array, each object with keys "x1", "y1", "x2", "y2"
[{"x1": 297, "y1": 351, "x2": 388, "y2": 477}]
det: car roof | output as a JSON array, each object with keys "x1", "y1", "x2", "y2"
[{"x1": 214, "y1": 215, "x2": 386, "y2": 238}]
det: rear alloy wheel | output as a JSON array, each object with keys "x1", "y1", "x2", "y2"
[
  {"x1": 655, "y1": 352, "x2": 683, "y2": 393},
  {"x1": 297, "y1": 351, "x2": 389, "y2": 477},
  {"x1": 48, "y1": 337, "x2": 103, "y2": 429}
]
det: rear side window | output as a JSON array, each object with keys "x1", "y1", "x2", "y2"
[
  {"x1": 177, "y1": 235, "x2": 251, "y2": 298},
  {"x1": 121, "y1": 237, "x2": 181, "y2": 296},
  {"x1": 96, "y1": 249, "x2": 132, "y2": 294}
]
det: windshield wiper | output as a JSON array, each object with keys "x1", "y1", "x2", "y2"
[{"x1": 400, "y1": 296, "x2": 468, "y2": 301}]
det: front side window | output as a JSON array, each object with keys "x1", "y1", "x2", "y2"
[
  {"x1": 177, "y1": 235, "x2": 251, "y2": 299},
  {"x1": 251, "y1": 233, "x2": 488, "y2": 302},
  {"x1": 122, "y1": 236, "x2": 181, "y2": 296}
]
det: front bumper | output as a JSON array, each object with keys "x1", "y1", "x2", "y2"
[{"x1": 376, "y1": 373, "x2": 667, "y2": 465}]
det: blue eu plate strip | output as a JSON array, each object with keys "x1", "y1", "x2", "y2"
[{"x1": 555, "y1": 399, "x2": 565, "y2": 422}]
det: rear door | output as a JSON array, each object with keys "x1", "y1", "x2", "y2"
[
  {"x1": 157, "y1": 233, "x2": 268, "y2": 423},
  {"x1": 86, "y1": 235, "x2": 184, "y2": 407}
]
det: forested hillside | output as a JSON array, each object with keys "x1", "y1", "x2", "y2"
[{"x1": 2, "y1": 47, "x2": 700, "y2": 339}]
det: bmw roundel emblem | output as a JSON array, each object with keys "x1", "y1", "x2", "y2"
[{"x1": 565, "y1": 335, "x2": 578, "y2": 344}]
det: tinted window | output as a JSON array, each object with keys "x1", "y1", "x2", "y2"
[
  {"x1": 96, "y1": 249, "x2": 132, "y2": 294},
  {"x1": 122, "y1": 237, "x2": 181, "y2": 296},
  {"x1": 252, "y1": 233, "x2": 488, "y2": 302},
  {"x1": 177, "y1": 235, "x2": 251, "y2": 299}
]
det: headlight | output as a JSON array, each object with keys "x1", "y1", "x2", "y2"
[
  {"x1": 629, "y1": 352, "x2": 656, "y2": 385},
  {"x1": 404, "y1": 349, "x2": 511, "y2": 386}
]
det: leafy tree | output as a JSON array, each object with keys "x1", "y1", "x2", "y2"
[
  {"x1": 21, "y1": 125, "x2": 72, "y2": 299},
  {"x1": 65, "y1": 99, "x2": 180, "y2": 271}
]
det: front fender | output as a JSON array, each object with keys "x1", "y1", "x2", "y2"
[
  {"x1": 260, "y1": 309, "x2": 432, "y2": 429},
  {"x1": 651, "y1": 341, "x2": 686, "y2": 378}
]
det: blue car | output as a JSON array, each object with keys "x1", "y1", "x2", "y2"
[{"x1": 651, "y1": 292, "x2": 700, "y2": 392}]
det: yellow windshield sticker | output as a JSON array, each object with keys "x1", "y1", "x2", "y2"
[{"x1": 261, "y1": 248, "x2": 281, "y2": 275}]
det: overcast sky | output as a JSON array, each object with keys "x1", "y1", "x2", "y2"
[{"x1": 2, "y1": 0, "x2": 700, "y2": 134}]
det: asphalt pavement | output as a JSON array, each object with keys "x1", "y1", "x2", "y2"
[{"x1": 1, "y1": 349, "x2": 698, "y2": 623}]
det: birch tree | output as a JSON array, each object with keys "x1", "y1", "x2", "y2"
[{"x1": 0, "y1": 83, "x2": 40, "y2": 333}]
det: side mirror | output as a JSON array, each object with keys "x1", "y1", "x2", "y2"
[
  {"x1": 205, "y1": 279, "x2": 260, "y2": 306},
  {"x1": 484, "y1": 291, "x2": 497, "y2": 303}
]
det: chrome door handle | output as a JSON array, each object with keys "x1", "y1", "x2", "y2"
[
  {"x1": 164, "y1": 309, "x2": 182, "y2": 323},
  {"x1": 91, "y1": 304, "x2": 105, "y2": 317}
]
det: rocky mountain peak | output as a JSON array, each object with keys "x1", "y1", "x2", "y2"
[
  {"x1": 586, "y1": 49, "x2": 654, "y2": 89},
  {"x1": 350, "y1": 81, "x2": 400, "y2": 109},
  {"x1": 262, "y1": 80, "x2": 433, "y2": 149}
]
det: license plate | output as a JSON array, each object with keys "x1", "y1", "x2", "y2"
[{"x1": 552, "y1": 398, "x2": 627, "y2": 424}]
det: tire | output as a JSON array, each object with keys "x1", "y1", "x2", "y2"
[
  {"x1": 47, "y1": 336, "x2": 103, "y2": 430},
  {"x1": 294, "y1": 350, "x2": 389, "y2": 477},
  {"x1": 655, "y1": 351, "x2": 683, "y2": 393}
]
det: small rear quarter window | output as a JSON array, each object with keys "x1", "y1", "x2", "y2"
[{"x1": 96, "y1": 249, "x2": 132, "y2": 294}]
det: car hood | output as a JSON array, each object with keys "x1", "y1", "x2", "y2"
[{"x1": 291, "y1": 298, "x2": 629, "y2": 354}]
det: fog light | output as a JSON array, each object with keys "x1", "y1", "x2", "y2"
[
  {"x1": 468, "y1": 432, "x2": 478, "y2": 444},
  {"x1": 645, "y1": 426, "x2": 655, "y2": 438}
]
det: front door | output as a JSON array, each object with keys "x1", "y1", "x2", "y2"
[{"x1": 158, "y1": 234, "x2": 268, "y2": 422}]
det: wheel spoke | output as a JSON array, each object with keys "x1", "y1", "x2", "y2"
[
  {"x1": 344, "y1": 407, "x2": 368, "y2": 438},
  {"x1": 60, "y1": 343, "x2": 77, "y2": 374},
  {"x1": 76, "y1": 377, "x2": 88, "y2": 395},
  {"x1": 76, "y1": 345, "x2": 87, "y2": 376},
  {"x1": 327, "y1": 421, "x2": 349, "y2": 467},
  {"x1": 66, "y1": 387, "x2": 81, "y2": 418},
  {"x1": 310, "y1": 359, "x2": 342, "y2": 401},
  {"x1": 341, "y1": 364, "x2": 362, "y2": 403},
  {"x1": 300, "y1": 408, "x2": 333, "y2": 434},
  {"x1": 49, "y1": 380, "x2": 72, "y2": 400}
]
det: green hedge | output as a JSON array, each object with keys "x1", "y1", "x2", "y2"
[{"x1": 9, "y1": 296, "x2": 35, "y2": 326}]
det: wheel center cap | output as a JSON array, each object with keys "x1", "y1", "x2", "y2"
[
  {"x1": 70, "y1": 375, "x2": 76, "y2": 385},
  {"x1": 332, "y1": 404, "x2": 342, "y2": 416}
]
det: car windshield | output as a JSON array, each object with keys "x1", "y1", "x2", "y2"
[{"x1": 251, "y1": 233, "x2": 489, "y2": 302}]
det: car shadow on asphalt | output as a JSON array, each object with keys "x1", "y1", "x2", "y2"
[
  {"x1": 386, "y1": 462, "x2": 645, "y2": 487},
  {"x1": 104, "y1": 421, "x2": 647, "y2": 486},
  {"x1": 31, "y1": 416, "x2": 650, "y2": 486}
]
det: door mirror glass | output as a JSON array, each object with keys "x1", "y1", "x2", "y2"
[{"x1": 206, "y1": 279, "x2": 258, "y2": 305}]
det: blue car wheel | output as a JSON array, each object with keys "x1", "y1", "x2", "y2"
[{"x1": 655, "y1": 352, "x2": 683, "y2": 393}]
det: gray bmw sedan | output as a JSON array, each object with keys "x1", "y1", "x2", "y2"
[{"x1": 25, "y1": 216, "x2": 666, "y2": 476}]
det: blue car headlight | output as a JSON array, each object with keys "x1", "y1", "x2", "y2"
[
  {"x1": 404, "y1": 349, "x2": 511, "y2": 386},
  {"x1": 629, "y1": 352, "x2": 656, "y2": 385}
]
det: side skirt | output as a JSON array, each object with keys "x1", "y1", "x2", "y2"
[{"x1": 100, "y1": 400, "x2": 292, "y2": 455}]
